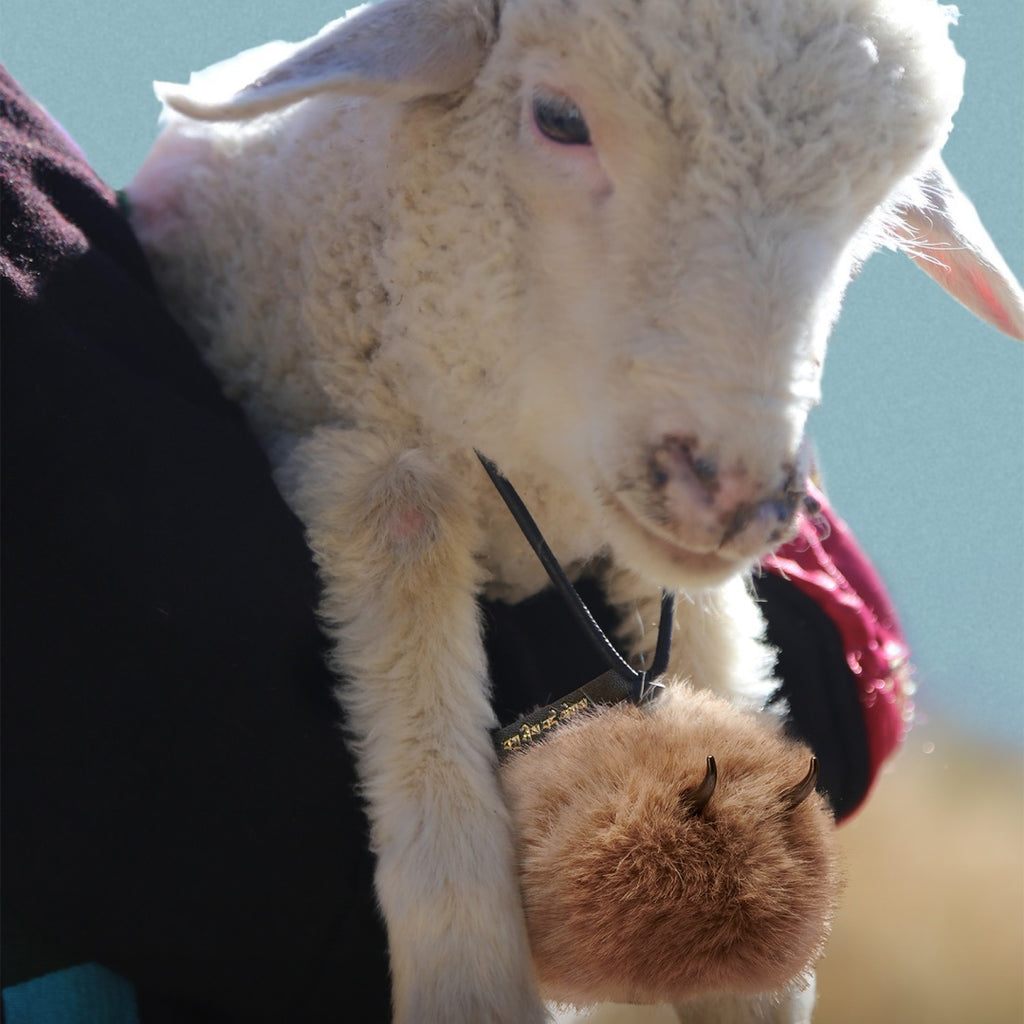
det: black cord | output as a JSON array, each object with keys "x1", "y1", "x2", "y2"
[
  {"x1": 476, "y1": 451, "x2": 674, "y2": 697},
  {"x1": 648, "y1": 589, "x2": 675, "y2": 680}
]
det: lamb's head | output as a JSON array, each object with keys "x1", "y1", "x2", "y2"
[
  {"x1": 155, "y1": 0, "x2": 1023, "y2": 589},
  {"x1": 465, "y1": 0, "x2": 970, "y2": 586}
]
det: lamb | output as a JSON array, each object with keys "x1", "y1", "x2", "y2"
[{"x1": 125, "y1": 0, "x2": 1024, "y2": 1021}]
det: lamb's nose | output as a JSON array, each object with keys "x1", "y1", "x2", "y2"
[
  {"x1": 649, "y1": 436, "x2": 805, "y2": 550},
  {"x1": 719, "y1": 491, "x2": 802, "y2": 547}
]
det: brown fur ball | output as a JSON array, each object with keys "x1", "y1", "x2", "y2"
[{"x1": 499, "y1": 685, "x2": 841, "y2": 1006}]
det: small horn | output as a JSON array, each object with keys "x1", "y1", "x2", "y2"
[
  {"x1": 781, "y1": 756, "x2": 819, "y2": 810},
  {"x1": 681, "y1": 755, "x2": 717, "y2": 814}
]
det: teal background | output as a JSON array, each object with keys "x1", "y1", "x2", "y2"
[{"x1": 4, "y1": 2, "x2": 1022, "y2": 745}]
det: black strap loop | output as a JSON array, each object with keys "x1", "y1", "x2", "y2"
[{"x1": 476, "y1": 451, "x2": 675, "y2": 732}]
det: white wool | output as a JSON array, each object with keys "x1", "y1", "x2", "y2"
[{"x1": 127, "y1": 0, "x2": 1020, "y2": 1020}]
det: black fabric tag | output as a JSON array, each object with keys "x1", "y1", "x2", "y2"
[{"x1": 492, "y1": 669, "x2": 641, "y2": 761}]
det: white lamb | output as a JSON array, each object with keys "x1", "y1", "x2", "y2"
[{"x1": 126, "y1": 0, "x2": 1024, "y2": 1021}]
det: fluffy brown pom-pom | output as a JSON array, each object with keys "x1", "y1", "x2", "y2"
[{"x1": 499, "y1": 685, "x2": 841, "y2": 1006}]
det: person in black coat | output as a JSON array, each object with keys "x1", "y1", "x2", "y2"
[{"x1": 1, "y1": 68, "x2": 875, "y2": 1023}]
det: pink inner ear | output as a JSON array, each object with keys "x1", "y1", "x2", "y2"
[
  {"x1": 965, "y1": 265, "x2": 1017, "y2": 337},
  {"x1": 898, "y1": 161, "x2": 1024, "y2": 342}
]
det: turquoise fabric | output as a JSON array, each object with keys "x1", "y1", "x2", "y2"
[{"x1": 2, "y1": 963, "x2": 138, "y2": 1024}]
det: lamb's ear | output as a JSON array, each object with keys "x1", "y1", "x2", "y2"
[
  {"x1": 156, "y1": 0, "x2": 499, "y2": 122},
  {"x1": 895, "y1": 159, "x2": 1024, "y2": 341}
]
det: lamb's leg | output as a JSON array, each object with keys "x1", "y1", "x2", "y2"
[
  {"x1": 546, "y1": 981, "x2": 816, "y2": 1024},
  {"x1": 672, "y1": 977, "x2": 817, "y2": 1024},
  {"x1": 281, "y1": 431, "x2": 547, "y2": 1024}
]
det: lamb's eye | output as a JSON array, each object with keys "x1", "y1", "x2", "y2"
[{"x1": 532, "y1": 92, "x2": 591, "y2": 146}]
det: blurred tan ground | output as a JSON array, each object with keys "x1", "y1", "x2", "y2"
[{"x1": 814, "y1": 723, "x2": 1024, "y2": 1023}]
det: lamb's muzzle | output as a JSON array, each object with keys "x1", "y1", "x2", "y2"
[{"x1": 613, "y1": 434, "x2": 809, "y2": 571}]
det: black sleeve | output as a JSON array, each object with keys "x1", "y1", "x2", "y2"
[
  {"x1": 754, "y1": 571, "x2": 871, "y2": 822},
  {"x1": 1, "y1": 68, "x2": 391, "y2": 1023}
]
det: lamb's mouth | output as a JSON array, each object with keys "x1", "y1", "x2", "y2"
[{"x1": 601, "y1": 491, "x2": 747, "y2": 581}]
